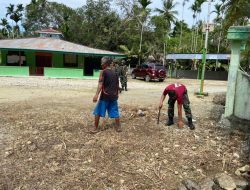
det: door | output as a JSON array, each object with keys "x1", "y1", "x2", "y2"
[
  {"x1": 134, "y1": 65, "x2": 141, "y2": 77},
  {"x1": 35, "y1": 52, "x2": 52, "y2": 76},
  {"x1": 84, "y1": 57, "x2": 102, "y2": 76},
  {"x1": 141, "y1": 64, "x2": 148, "y2": 78}
]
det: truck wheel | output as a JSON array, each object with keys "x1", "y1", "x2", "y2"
[
  {"x1": 159, "y1": 79, "x2": 164, "y2": 82},
  {"x1": 145, "y1": 75, "x2": 150, "y2": 82},
  {"x1": 131, "y1": 73, "x2": 136, "y2": 79}
]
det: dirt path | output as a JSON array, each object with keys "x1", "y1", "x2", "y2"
[{"x1": 0, "y1": 77, "x2": 249, "y2": 190}]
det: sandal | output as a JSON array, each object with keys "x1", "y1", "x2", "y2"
[
  {"x1": 89, "y1": 128, "x2": 99, "y2": 134},
  {"x1": 115, "y1": 125, "x2": 122, "y2": 132}
]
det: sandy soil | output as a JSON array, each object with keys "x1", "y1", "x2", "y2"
[{"x1": 0, "y1": 77, "x2": 249, "y2": 190}]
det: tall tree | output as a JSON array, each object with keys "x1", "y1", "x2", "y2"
[
  {"x1": 212, "y1": 3, "x2": 224, "y2": 70},
  {"x1": 223, "y1": 0, "x2": 250, "y2": 28},
  {"x1": 23, "y1": 0, "x2": 50, "y2": 34},
  {"x1": 190, "y1": 3, "x2": 196, "y2": 52},
  {"x1": 0, "y1": 18, "x2": 11, "y2": 38},
  {"x1": 138, "y1": 0, "x2": 152, "y2": 64},
  {"x1": 179, "y1": 0, "x2": 189, "y2": 52},
  {"x1": 155, "y1": 0, "x2": 178, "y2": 65},
  {"x1": 155, "y1": 0, "x2": 178, "y2": 30},
  {"x1": 5, "y1": 4, "x2": 14, "y2": 38},
  {"x1": 75, "y1": 0, "x2": 124, "y2": 51},
  {"x1": 6, "y1": 3, "x2": 24, "y2": 38}
]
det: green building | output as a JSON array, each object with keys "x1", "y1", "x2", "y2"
[{"x1": 0, "y1": 29, "x2": 125, "y2": 78}]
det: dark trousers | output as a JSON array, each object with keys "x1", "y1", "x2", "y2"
[
  {"x1": 168, "y1": 91, "x2": 192, "y2": 119},
  {"x1": 120, "y1": 76, "x2": 127, "y2": 89}
]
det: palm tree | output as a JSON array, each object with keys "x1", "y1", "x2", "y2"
[
  {"x1": 155, "y1": 0, "x2": 178, "y2": 65},
  {"x1": 192, "y1": 0, "x2": 206, "y2": 53},
  {"x1": 212, "y1": 2, "x2": 225, "y2": 71},
  {"x1": 5, "y1": 4, "x2": 15, "y2": 18},
  {"x1": 5, "y1": 4, "x2": 15, "y2": 38},
  {"x1": 194, "y1": 8, "x2": 202, "y2": 53},
  {"x1": 0, "y1": 18, "x2": 11, "y2": 38},
  {"x1": 178, "y1": 0, "x2": 189, "y2": 52},
  {"x1": 223, "y1": 0, "x2": 250, "y2": 27},
  {"x1": 213, "y1": 4, "x2": 222, "y2": 23},
  {"x1": 155, "y1": 0, "x2": 178, "y2": 67},
  {"x1": 5, "y1": 3, "x2": 24, "y2": 38},
  {"x1": 119, "y1": 45, "x2": 138, "y2": 59},
  {"x1": 190, "y1": 2, "x2": 198, "y2": 52},
  {"x1": 138, "y1": 0, "x2": 152, "y2": 65},
  {"x1": 155, "y1": 0, "x2": 178, "y2": 30}
]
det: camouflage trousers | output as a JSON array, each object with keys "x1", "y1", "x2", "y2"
[
  {"x1": 120, "y1": 76, "x2": 127, "y2": 89},
  {"x1": 168, "y1": 91, "x2": 192, "y2": 119}
]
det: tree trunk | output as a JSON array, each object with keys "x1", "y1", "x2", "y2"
[{"x1": 139, "y1": 22, "x2": 144, "y2": 65}]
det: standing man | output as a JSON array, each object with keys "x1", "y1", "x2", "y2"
[
  {"x1": 120, "y1": 60, "x2": 128, "y2": 91},
  {"x1": 113, "y1": 59, "x2": 120, "y2": 75},
  {"x1": 158, "y1": 83, "x2": 195, "y2": 130},
  {"x1": 112, "y1": 59, "x2": 122, "y2": 93},
  {"x1": 91, "y1": 56, "x2": 121, "y2": 133}
]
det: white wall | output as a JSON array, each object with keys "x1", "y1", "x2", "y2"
[{"x1": 234, "y1": 70, "x2": 250, "y2": 120}]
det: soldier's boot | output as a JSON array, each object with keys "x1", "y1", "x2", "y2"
[
  {"x1": 166, "y1": 117, "x2": 174, "y2": 126},
  {"x1": 125, "y1": 84, "x2": 127, "y2": 91},
  {"x1": 119, "y1": 87, "x2": 122, "y2": 93},
  {"x1": 188, "y1": 118, "x2": 195, "y2": 130},
  {"x1": 122, "y1": 86, "x2": 124, "y2": 91}
]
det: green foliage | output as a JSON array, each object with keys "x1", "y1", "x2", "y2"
[
  {"x1": 23, "y1": 0, "x2": 74, "y2": 36},
  {"x1": 0, "y1": 18, "x2": 11, "y2": 37},
  {"x1": 4, "y1": 3, "x2": 24, "y2": 38},
  {"x1": 241, "y1": 40, "x2": 250, "y2": 73},
  {"x1": 155, "y1": 0, "x2": 178, "y2": 30},
  {"x1": 223, "y1": 0, "x2": 250, "y2": 29}
]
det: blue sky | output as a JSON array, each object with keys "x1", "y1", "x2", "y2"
[{"x1": 0, "y1": 0, "x2": 218, "y2": 27}]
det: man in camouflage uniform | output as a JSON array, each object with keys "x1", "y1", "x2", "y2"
[
  {"x1": 120, "y1": 60, "x2": 128, "y2": 91},
  {"x1": 112, "y1": 59, "x2": 122, "y2": 93},
  {"x1": 159, "y1": 83, "x2": 195, "y2": 130}
]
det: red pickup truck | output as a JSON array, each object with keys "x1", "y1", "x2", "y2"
[{"x1": 131, "y1": 63, "x2": 166, "y2": 82}]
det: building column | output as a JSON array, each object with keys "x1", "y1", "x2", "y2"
[
  {"x1": 224, "y1": 41, "x2": 241, "y2": 117},
  {"x1": 0, "y1": 50, "x2": 7, "y2": 66},
  {"x1": 224, "y1": 26, "x2": 250, "y2": 118}
]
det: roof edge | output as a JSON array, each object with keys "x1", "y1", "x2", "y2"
[{"x1": 0, "y1": 47, "x2": 127, "y2": 58}]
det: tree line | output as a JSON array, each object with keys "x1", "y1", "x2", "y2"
[{"x1": 0, "y1": 0, "x2": 249, "y2": 70}]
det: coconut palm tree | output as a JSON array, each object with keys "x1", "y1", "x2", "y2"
[
  {"x1": 192, "y1": 0, "x2": 206, "y2": 53},
  {"x1": 212, "y1": 2, "x2": 225, "y2": 71},
  {"x1": 194, "y1": 7, "x2": 202, "y2": 53},
  {"x1": 155, "y1": 0, "x2": 178, "y2": 30},
  {"x1": 155, "y1": 0, "x2": 178, "y2": 59},
  {"x1": 5, "y1": 4, "x2": 15, "y2": 38},
  {"x1": 223, "y1": 0, "x2": 250, "y2": 27},
  {"x1": 5, "y1": 3, "x2": 24, "y2": 38},
  {"x1": 213, "y1": 4, "x2": 222, "y2": 23},
  {"x1": 0, "y1": 18, "x2": 11, "y2": 38},
  {"x1": 178, "y1": 0, "x2": 189, "y2": 52},
  {"x1": 138, "y1": 0, "x2": 152, "y2": 64},
  {"x1": 155, "y1": 0, "x2": 178, "y2": 68},
  {"x1": 190, "y1": 2, "x2": 198, "y2": 52}
]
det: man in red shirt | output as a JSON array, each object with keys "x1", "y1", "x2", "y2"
[{"x1": 159, "y1": 83, "x2": 195, "y2": 130}]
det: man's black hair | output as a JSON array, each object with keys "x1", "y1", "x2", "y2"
[{"x1": 101, "y1": 56, "x2": 113, "y2": 66}]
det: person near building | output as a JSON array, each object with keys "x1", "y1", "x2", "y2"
[{"x1": 120, "y1": 60, "x2": 128, "y2": 91}]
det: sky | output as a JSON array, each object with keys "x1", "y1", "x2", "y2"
[{"x1": 0, "y1": 0, "x2": 218, "y2": 27}]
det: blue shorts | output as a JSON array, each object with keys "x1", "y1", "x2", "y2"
[{"x1": 93, "y1": 100, "x2": 120, "y2": 118}]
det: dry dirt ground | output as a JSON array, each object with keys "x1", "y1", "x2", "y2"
[{"x1": 0, "y1": 77, "x2": 249, "y2": 190}]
